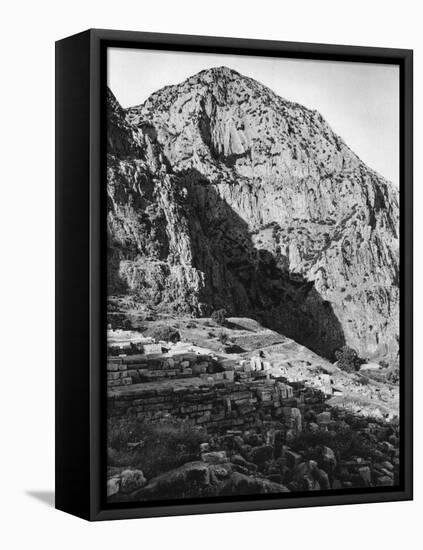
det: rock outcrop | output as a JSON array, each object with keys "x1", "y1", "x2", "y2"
[{"x1": 107, "y1": 67, "x2": 399, "y2": 363}]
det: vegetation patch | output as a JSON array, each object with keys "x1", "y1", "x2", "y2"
[
  {"x1": 150, "y1": 325, "x2": 181, "y2": 343},
  {"x1": 108, "y1": 418, "x2": 209, "y2": 479},
  {"x1": 335, "y1": 345, "x2": 364, "y2": 373},
  {"x1": 211, "y1": 308, "x2": 228, "y2": 326}
]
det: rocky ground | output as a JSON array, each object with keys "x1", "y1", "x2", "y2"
[
  {"x1": 108, "y1": 388, "x2": 400, "y2": 502},
  {"x1": 107, "y1": 314, "x2": 400, "y2": 503},
  {"x1": 108, "y1": 312, "x2": 399, "y2": 419}
]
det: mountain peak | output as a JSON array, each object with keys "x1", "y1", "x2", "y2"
[{"x1": 195, "y1": 66, "x2": 242, "y2": 80}]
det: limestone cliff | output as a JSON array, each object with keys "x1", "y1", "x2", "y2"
[{"x1": 107, "y1": 67, "x2": 399, "y2": 363}]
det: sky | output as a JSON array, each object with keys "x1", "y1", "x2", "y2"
[{"x1": 108, "y1": 47, "x2": 399, "y2": 187}]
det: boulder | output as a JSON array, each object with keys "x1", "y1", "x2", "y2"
[
  {"x1": 284, "y1": 449, "x2": 303, "y2": 468},
  {"x1": 107, "y1": 476, "x2": 120, "y2": 497},
  {"x1": 291, "y1": 462, "x2": 311, "y2": 482},
  {"x1": 200, "y1": 442, "x2": 210, "y2": 453},
  {"x1": 222, "y1": 472, "x2": 290, "y2": 496},
  {"x1": 239, "y1": 444, "x2": 253, "y2": 459},
  {"x1": 210, "y1": 465, "x2": 231, "y2": 479},
  {"x1": 314, "y1": 467, "x2": 330, "y2": 490},
  {"x1": 120, "y1": 469, "x2": 147, "y2": 494},
  {"x1": 332, "y1": 479, "x2": 342, "y2": 490},
  {"x1": 243, "y1": 431, "x2": 263, "y2": 447},
  {"x1": 358, "y1": 466, "x2": 372, "y2": 487},
  {"x1": 249, "y1": 445, "x2": 274, "y2": 466},
  {"x1": 201, "y1": 451, "x2": 228, "y2": 464},
  {"x1": 291, "y1": 460, "x2": 330, "y2": 491},
  {"x1": 231, "y1": 463, "x2": 250, "y2": 476},
  {"x1": 133, "y1": 461, "x2": 211, "y2": 500},
  {"x1": 321, "y1": 446, "x2": 337, "y2": 470},
  {"x1": 316, "y1": 411, "x2": 331, "y2": 425},
  {"x1": 283, "y1": 407, "x2": 302, "y2": 433},
  {"x1": 231, "y1": 454, "x2": 258, "y2": 472},
  {"x1": 376, "y1": 475, "x2": 394, "y2": 487},
  {"x1": 380, "y1": 441, "x2": 396, "y2": 454}
]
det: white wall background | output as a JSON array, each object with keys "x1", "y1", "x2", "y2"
[{"x1": 0, "y1": 0, "x2": 420, "y2": 548}]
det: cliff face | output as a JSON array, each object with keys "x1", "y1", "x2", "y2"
[{"x1": 107, "y1": 67, "x2": 399, "y2": 362}]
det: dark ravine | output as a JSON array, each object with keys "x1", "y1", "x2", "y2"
[{"x1": 107, "y1": 66, "x2": 399, "y2": 363}]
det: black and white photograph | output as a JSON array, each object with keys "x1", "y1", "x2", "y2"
[
  {"x1": 106, "y1": 47, "x2": 401, "y2": 504},
  {"x1": 1, "y1": 0, "x2": 419, "y2": 544}
]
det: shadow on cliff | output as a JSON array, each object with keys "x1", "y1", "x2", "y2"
[{"x1": 181, "y1": 168, "x2": 345, "y2": 360}]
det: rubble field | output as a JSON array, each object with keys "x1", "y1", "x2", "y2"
[{"x1": 107, "y1": 316, "x2": 400, "y2": 502}]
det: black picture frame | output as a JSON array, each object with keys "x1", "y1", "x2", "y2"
[{"x1": 55, "y1": 28, "x2": 413, "y2": 521}]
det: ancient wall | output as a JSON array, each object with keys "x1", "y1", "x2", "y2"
[
  {"x1": 107, "y1": 352, "x2": 237, "y2": 387},
  {"x1": 106, "y1": 358, "x2": 325, "y2": 436}
]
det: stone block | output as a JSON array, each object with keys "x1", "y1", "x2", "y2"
[
  {"x1": 231, "y1": 391, "x2": 252, "y2": 401},
  {"x1": 197, "y1": 403, "x2": 213, "y2": 412},
  {"x1": 201, "y1": 451, "x2": 227, "y2": 464},
  {"x1": 211, "y1": 411, "x2": 226, "y2": 422},
  {"x1": 224, "y1": 371, "x2": 235, "y2": 382},
  {"x1": 380, "y1": 441, "x2": 395, "y2": 454},
  {"x1": 250, "y1": 445, "x2": 273, "y2": 466},
  {"x1": 181, "y1": 368, "x2": 192, "y2": 375},
  {"x1": 180, "y1": 405, "x2": 198, "y2": 414},
  {"x1": 107, "y1": 477, "x2": 120, "y2": 497},
  {"x1": 284, "y1": 449, "x2": 303, "y2": 468},
  {"x1": 192, "y1": 364, "x2": 207, "y2": 374},
  {"x1": 120, "y1": 469, "x2": 147, "y2": 494},
  {"x1": 196, "y1": 412, "x2": 212, "y2": 423},
  {"x1": 107, "y1": 363, "x2": 119, "y2": 372},
  {"x1": 316, "y1": 411, "x2": 331, "y2": 425},
  {"x1": 376, "y1": 475, "x2": 394, "y2": 487},
  {"x1": 358, "y1": 466, "x2": 372, "y2": 486}
]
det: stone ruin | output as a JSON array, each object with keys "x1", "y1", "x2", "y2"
[
  {"x1": 107, "y1": 341, "x2": 400, "y2": 500},
  {"x1": 106, "y1": 343, "x2": 324, "y2": 434}
]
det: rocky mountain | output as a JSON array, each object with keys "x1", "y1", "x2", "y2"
[{"x1": 107, "y1": 66, "x2": 399, "y2": 363}]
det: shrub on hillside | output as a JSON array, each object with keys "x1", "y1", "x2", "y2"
[
  {"x1": 335, "y1": 345, "x2": 363, "y2": 373},
  {"x1": 151, "y1": 326, "x2": 180, "y2": 343},
  {"x1": 211, "y1": 308, "x2": 228, "y2": 326},
  {"x1": 387, "y1": 367, "x2": 400, "y2": 384},
  {"x1": 357, "y1": 375, "x2": 370, "y2": 385},
  {"x1": 217, "y1": 331, "x2": 229, "y2": 345},
  {"x1": 107, "y1": 419, "x2": 208, "y2": 479}
]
